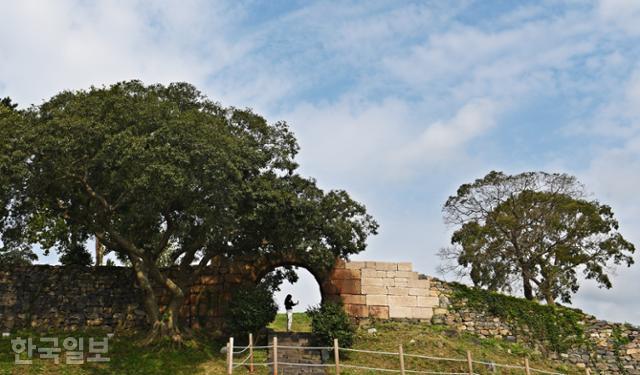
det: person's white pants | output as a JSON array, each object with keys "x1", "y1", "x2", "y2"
[{"x1": 286, "y1": 310, "x2": 293, "y2": 332}]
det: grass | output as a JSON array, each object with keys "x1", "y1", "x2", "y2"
[
  {"x1": 327, "y1": 321, "x2": 581, "y2": 375},
  {"x1": 267, "y1": 312, "x2": 312, "y2": 333},
  {"x1": 0, "y1": 329, "x2": 227, "y2": 375},
  {"x1": 0, "y1": 315, "x2": 584, "y2": 374}
]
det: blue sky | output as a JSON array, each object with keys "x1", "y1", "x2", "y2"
[{"x1": 1, "y1": 0, "x2": 640, "y2": 322}]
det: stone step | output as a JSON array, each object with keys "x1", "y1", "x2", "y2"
[{"x1": 268, "y1": 332, "x2": 326, "y2": 375}]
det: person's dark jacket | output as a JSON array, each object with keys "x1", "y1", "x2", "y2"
[{"x1": 285, "y1": 298, "x2": 298, "y2": 310}]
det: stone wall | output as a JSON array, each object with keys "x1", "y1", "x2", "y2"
[
  {"x1": 0, "y1": 266, "x2": 145, "y2": 331},
  {"x1": 0, "y1": 260, "x2": 433, "y2": 333},
  {"x1": 329, "y1": 265, "x2": 640, "y2": 374},
  {"x1": 426, "y1": 278, "x2": 640, "y2": 374},
  {"x1": 0, "y1": 265, "x2": 230, "y2": 332},
  {"x1": 326, "y1": 260, "x2": 439, "y2": 321},
  {"x1": 2, "y1": 261, "x2": 639, "y2": 373}
]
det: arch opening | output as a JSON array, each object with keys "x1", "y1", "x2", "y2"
[{"x1": 258, "y1": 265, "x2": 324, "y2": 332}]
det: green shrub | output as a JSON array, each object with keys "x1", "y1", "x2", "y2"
[
  {"x1": 225, "y1": 284, "x2": 278, "y2": 337},
  {"x1": 307, "y1": 301, "x2": 355, "y2": 348}
]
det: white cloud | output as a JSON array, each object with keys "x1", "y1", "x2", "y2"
[
  {"x1": 598, "y1": 0, "x2": 640, "y2": 35},
  {"x1": 567, "y1": 64, "x2": 640, "y2": 139},
  {"x1": 383, "y1": 12, "x2": 597, "y2": 104},
  {"x1": 392, "y1": 99, "x2": 499, "y2": 167},
  {"x1": 0, "y1": 0, "x2": 250, "y2": 106},
  {"x1": 285, "y1": 97, "x2": 412, "y2": 182},
  {"x1": 286, "y1": 97, "x2": 499, "y2": 185}
]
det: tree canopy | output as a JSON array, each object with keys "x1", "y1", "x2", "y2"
[
  {"x1": 0, "y1": 99, "x2": 37, "y2": 266},
  {"x1": 0, "y1": 81, "x2": 378, "y2": 342},
  {"x1": 441, "y1": 171, "x2": 635, "y2": 304},
  {"x1": 0, "y1": 97, "x2": 18, "y2": 111}
]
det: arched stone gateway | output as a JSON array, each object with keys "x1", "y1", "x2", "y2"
[
  {"x1": 181, "y1": 256, "x2": 439, "y2": 331},
  {"x1": 0, "y1": 259, "x2": 441, "y2": 333}
]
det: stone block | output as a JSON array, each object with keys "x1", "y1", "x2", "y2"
[
  {"x1": 366, "y1": 294, "x2": 388, "y2": 306},
  {"x1": 407, "y1": 279, "x2": 430, "y2": 289},
  {"x1": 382, "y1": 278, "x2": 395, "y2": 287},
  {"x1": 365, "y1": 261, "x2": 378, "y2": 269},
  {"x1": 331, "y1": 279, "x2": 361, "y2": 295},
  {"x1": 369, "y1": 305, "x2": 390, "y2": 319},
  {"x1": 395, "y1": 271, "x2": 419, "y2": 279},
  {"x1": 388, "y1": 287, "x2": 410, "y2": 296},
  {"x1": 361, "y1": 277, "x2": 385, "y2": 286},
  {"x1": 408, "y1": 288, "x2": 430, "y2": 296},
  {"x1": 361, "y1": 269, "x2": 386, "y2": 278},
  {"x1": 345, "y1": 261, "x2": 365, "y2": 270},
  {"x1": 385, "y1": 271, "x2": 398, "y2": 278},
  {"x1": 417, "y1": 296, "x2": 440, "y2": 307},
  {"x1": 332, "y1": 269, "x2": 361, "y2": 280},
  {"x1": 411, "y1": 307, "x2": 434, "y2": 320},
  {"x1": 394, "y1": 278, "x2": 409, "y2": 287},
  {"x1": 389, "y1": 305, "x2": 412, "y2": 318},
  {"x1": 397, "y1": 262, "x2": 413, "y2": 271},
  {"x1": 345, "y1": 304, "x2": 368, "y2": 318},
  {"x1": 323, "y1": 283, "x2": 339, "y2": 295},
  {"x1": 389, "y1": 295, "x2": 417, "y2": 307},
  {"x1": 341, "y1": 294, "x2": 366, "y2": 305},
  {"x1": 375, "y1": 262, "x2": 398, "y2": 271},
  {"x1": 361, "y1": 285, "x2": 388, "y2": 295}
]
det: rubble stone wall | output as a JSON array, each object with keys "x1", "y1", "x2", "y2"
[
  {"x1": 1, "y1": 262, "x2": 638, "y2": 373},
  {"x1": 0, "y1": 265, "x2": 235, "y2": 333},
  {"x1": 427, "y1": 278, "x2": 640, "y2": 374}
]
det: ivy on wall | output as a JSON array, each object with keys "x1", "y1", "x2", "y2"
[
  {"x1": 612, "y1": 325, "x2": 632, "y2": 374},
  {"x1": 449, "y1": 283, "x2": 585, "y2": 353}
]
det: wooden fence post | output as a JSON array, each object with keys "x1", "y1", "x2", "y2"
[
  {"x1": 249, "y1": 333, "x2": 254, "y2": 373},
  {"x1": 524, "y1": 357, "x2": 531, "y2": 375},
  {"x1": 466, "y1": 351, "x2": 473, "y2": 375},
  {"x1": 334, "y1": 338, "x2": 341, "y2": 375},
  {"x1": 273, "y1": 336, "x2": 278, "y2": 375},
  {"x1": 227, "y1": 337, "x2": 234, "y2": 375},
  {"x1": 226, "y1": 341, "x2": 230, "y2": 374},
  {"x1": 399, "y1": 344, "x2": 405, "y2": 375}
]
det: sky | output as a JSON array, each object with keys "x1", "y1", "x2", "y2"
[{"x1": 1, "y1": 0, "x2": 640, "y2": 322}]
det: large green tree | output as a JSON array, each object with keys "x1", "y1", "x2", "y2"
[
  {"x1": 441, "y1": 171, "x2": 635, "y2": 304},
  {"x1": 0, "y1": 81, "x2": 378, "y2": 343},
  {"x1": 0, "y1": 99, "x2": 38, "y2": 266}
]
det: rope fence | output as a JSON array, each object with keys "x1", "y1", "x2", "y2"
[{"x1": 225, "y1": 334, "x2": 584, "y2": 375}]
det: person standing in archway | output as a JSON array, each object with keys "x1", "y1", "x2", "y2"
[{"x1": 284, "y1": 294, "x2": 299, "y2": 332}]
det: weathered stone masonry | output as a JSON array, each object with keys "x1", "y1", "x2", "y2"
[
  {"x1": 325, "y1": 260, "x2": 439, "y2": 320},
  {"x1": 1, "y1": 261, "x2": 639, "y2": 373},
  {"x1": 427, "y1": 278, "x2": 640, "y2": 374},
  {"x1": 0, "y1": 260, "x2": 436, "y2": 334}
]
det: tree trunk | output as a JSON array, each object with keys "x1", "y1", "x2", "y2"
[
  {"x1": 545, "y1": 293, "x2": 556, "y2": 306},
  {"x1": 522, "y1": 275, "x2": 534, "y2": 300},
  {"x1": 147, "y1": 263, "x2": 186, "y2": 344},
  {"x1": 93, "y1": 230, "x2": 187, "y2": 345},
  {"x1": 129, "y1": 256, "x2": 183, "y2": 345},
  {"x1": 130, "y1": 256, "x2": 161, "y2": 324},
  {"x1": 95, "y1": 237, "x2": 104, "y2": 266}
]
